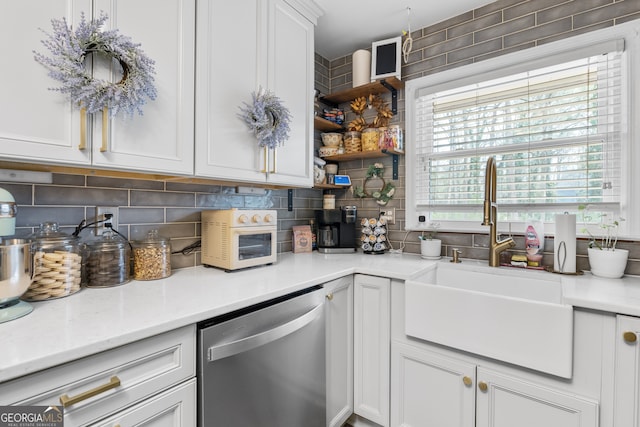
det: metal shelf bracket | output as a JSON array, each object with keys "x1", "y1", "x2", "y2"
[{"x1": 380, "y1": 79, "x2": 398, "y2": 115}]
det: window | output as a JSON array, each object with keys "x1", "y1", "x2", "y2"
[{"x1": 406, "y1": 23, "x2": 640, "y2": 237}]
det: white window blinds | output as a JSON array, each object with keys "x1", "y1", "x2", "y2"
[{"x1": 414, "y1": 46, "x2": 623, "y2": 222}]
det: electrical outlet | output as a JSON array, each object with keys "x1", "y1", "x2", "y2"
[
  {"x1": 380, "y1": 208, "x2": 396, "y2": 224},
  {"x1": 95, "y1": 206, "x2": 119, "y2": 236}
]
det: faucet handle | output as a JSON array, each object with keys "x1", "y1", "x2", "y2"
[{"x1": 450, "y1": 248, "x2": 462, "y2": 263}]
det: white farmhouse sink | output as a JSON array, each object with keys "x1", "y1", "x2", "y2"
[{"x1": 405, "y1": 261, "x2": 573, "y2": 378}]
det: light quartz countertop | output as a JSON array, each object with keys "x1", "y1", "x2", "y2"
[{"x1": 0, "y1": 251, "x2": 639, "y2": 383}]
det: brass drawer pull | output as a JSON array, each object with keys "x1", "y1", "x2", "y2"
[
  {"x1": 59, "y1": 376, "x2": 121, "y2": 408},
  {"x1": 624, "y1": 331, "x2": 638, "y2": 343},
  {"x1": 326, "y1": 293, "x2": 334, "y2": 301},
  {"x1": 478, "y1": 381, "x2": 488, "y2": 392},
  {"x1": 462, "y1": 376, "x2": 472, "y2": 386}
]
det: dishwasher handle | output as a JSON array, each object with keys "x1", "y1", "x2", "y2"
[{"x1": 207, "y1": 302, "x2": 324, "y2": 362}]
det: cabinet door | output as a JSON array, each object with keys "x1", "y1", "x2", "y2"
[
  {"x1": 194, "y1": 0, "x2": 268, "y2": 183},
  {"x1": 90, "y1": 378, "x2": 196, "y2": 427},
  {"x1": 354, "y1": 274, "x2": 390, "y2": 427},
  {"x1": 324, "y1": 276, "x2": 354, "y2": 427},
  {"x1": 391, "y1": 342, "x2": 476, "y2": 427},
  {"x1": 265, "y1": 0, "x2": 313, "y2": 187},
  {"x1": 92, "y1": 0, "x2": 195, "y2": 175},
  {"x1": 614, "y1": 315, "x2": 640, "y2": 427},
  {"x1": 0, "y1": 0, "x2": 91, "y2": 165},
  {"x1": 476, "y1": 367, "x2": 598, "y2": 427}
]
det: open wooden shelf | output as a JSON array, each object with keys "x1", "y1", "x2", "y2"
[
  {"x1": 321, "y1": 148, "x2": 404, "y2": 162},
  {"x1": 314, "y1": 116, "x2": 343, "y2": 132},
  {"x1": 320, "y1": 77, "x2": 404, "y2": 105},
  {"x1": 313, "y1": 182, "x2": 347, "y2": 190}
]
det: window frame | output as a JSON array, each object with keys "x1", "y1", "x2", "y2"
[{"x1": 405, "y1": 21, "x2": 640, "y2": 238}]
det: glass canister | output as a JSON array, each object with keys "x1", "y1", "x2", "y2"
[
  {"x1": 23, "y1": 222, "x2": 82, "y2": 301},
  {"x1": 131, "y1": 230, "x2": 171, "y2": 280},
  {"x1": 343, "y1": 131, "x2": 361, "y2": 153},
  {"x1": 361, "y1": 128, "x2": 380, "y2": 151},
  {"x1": 85, "y1": 230, "x2": 131, "y2": 287}
]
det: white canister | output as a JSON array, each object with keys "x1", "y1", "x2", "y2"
[{"x1": 352, "y1": 49, "x2": 371, "y2": 87}]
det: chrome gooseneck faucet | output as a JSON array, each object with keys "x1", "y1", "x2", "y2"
[{"x1": 482, "y1": 157, "x2": 515, "y2": 267}]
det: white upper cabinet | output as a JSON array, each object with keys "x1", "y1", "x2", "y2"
[
  {"x1": 0, "y1": 0, "x2": 91, "y2": 165},
  {"x1": 91, "y1": 0, "x2": 195, "y2": 175},
  {"x1": 195, "y1": 0, "x2": 318, "y2": 187},
  {"x1": 0, "y1": 0, "x2": 195, "y2": 176}
]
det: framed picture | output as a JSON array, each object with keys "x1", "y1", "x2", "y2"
[{"x1": 371, "y1": 36, "x2": 402, "y2": 81}]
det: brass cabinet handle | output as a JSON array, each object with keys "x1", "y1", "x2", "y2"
[
  {"x1": 79, "y1": 107, "x2": 87, "y2": 150},
  {"x1": 624, "y1": 331, "x2": 638, "y2": 343},
  {"x1": 463, "y1": 376, "x2": 472, "y2": 387},
  {"x1": 272, "y1": 147, "x2": 277, "y2": 173},
  {"x1": 261, "y1": 146, "x2": 268, "y2": 173},
  {"x1": 100, "y1": 108, "x2": 109, "y2": 152},
  {"x1": 59, "y1": 376, "x2": 121, "y2": 408},
  {"x1": 478, "y1": 381, "x2": 488, "y2": 392},
  {"x1": 326, "y1": 293, "x2": 333, "y2": 301}
]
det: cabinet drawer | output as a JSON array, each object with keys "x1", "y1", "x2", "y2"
[
  {"x1": 90, "y1": 378, "x2": 196, "y2": 427},
  {"x1": 0, "y1": 325, "x2": 195, "y2": 427}
]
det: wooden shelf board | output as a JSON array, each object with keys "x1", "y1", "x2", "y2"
[
  {"x1": 313, "y1": 183, "x2": 348, "y2": 190},
  {"x1": 321, "y1": 77, "x2": 405, "y2": 105},
  {"x1": 321, "y1": 149, "x2": 404, "y2": 163},
  {"x1": 314, "y1": 116, "x2": 343, "y2": 132}
]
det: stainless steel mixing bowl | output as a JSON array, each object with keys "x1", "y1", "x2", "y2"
[{"x1": 0, "y1": 239, "x2": 32, "y2": 307}]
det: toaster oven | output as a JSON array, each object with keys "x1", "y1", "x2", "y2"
[{"x1": 201, "y1": 209, "x2": 277, "y2": 271}]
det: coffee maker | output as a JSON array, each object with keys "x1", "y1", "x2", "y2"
[{"x1": 315, "y1": 206, "x2": 357, "y2": 253}]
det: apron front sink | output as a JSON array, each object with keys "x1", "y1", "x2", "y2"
[{"x1": 405, "y1": 261, "x2": 573, "y2": 378}]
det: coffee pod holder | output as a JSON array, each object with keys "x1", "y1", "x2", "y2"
[{"x1": 360, "y1": 217, "x2": 388, "y2": 254}]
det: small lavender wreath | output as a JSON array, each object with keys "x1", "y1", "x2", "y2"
[
  {"x1": 33, "y1": 12, "x2": 157, "y2": 117},
  {"x1": 238, "y1": 88, "x2": 291, "y2": 149}
]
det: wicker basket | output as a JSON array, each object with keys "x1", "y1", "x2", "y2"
[{"x1": 343, "y1": 131, "x2": 361, "y2": 153}]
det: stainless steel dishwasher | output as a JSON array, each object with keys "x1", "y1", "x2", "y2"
[{"x1": 197, "y1": 286, "x2": 326, "y2": 427}]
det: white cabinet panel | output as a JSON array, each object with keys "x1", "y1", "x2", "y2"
[
  {"x1": 91, "y1": 0, "x2": 195, "y2": 175},
  {"x1": 476, "y1": 368, "x2": 598, "y2": 427},
  {"x1": 195, "y1": 0, "x2": 315, "y2": 186},
  {"x1": 0, "y1": 0, "x2": 195, "y2": 175},
  {"x1": 614, "y1": 315, "x2": 640, "y2": 427},
  {"x1": 354, "y1": 274, "x2": 390, "y2": 427},
  {"x1": 90, "y1": 378, "x2": 196, "y2": 427},
  {"x1": 0, "y1": 0, "x2": 90, "y2": 165},
  {"x1": 324, "y1": 276, "x2": 354, "y2": 427},
  {"x1": 391, "y1": 342, "x2": 476, "y2": 427}
]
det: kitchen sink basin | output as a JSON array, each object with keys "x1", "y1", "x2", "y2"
[{"x1": 405, "y1": 261, "x2": 573, "y2": 378}]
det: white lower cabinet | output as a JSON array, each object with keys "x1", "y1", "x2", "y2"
[
  {"x1": 90, "y1": 378, "x2": 196, "y2": 427},
  {"x1": 391, "y1": 342, "x2": 599, "y2": 427},
  {"x1": 0, "y1": 325, "x2": 196, "y2": 427},
  {"x1": 614, "y1": 314, "x2": 640, "y2": 427},
  {"x1": 391, "y1": 341, "x2": 476, "y2": 427},
  {"x1": 475, "y1": 367, "x2": 598, "y2": 427},
  {"x1": 354, "y1": 274, "x2": 391, "y2": 427},
  {"x1": 324, "y1": 276, "x2": 354, "y2": 427}
]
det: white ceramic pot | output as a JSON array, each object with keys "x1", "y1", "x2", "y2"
[
  {"x1": 420, "y1": 239, "x2": 442, "y2": 259},
  {"x1": 588, "y1": 247, "x2": 629, "y2": 279}
]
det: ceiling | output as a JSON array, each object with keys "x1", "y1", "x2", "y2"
[{"x1": 314, "y1": 0, "x2": 496, "y2": 60}]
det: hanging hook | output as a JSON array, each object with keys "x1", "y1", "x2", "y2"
[{"x1": 402, "y1": 6, "x2": 413, "y2": 64}]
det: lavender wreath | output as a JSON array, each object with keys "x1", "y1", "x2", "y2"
[
  {"x1": 238, "y1": 88, "x2": 291, "y2": 149},
  {"x1": 33, "y1": 12, "x2": 157, "y2": 117}
]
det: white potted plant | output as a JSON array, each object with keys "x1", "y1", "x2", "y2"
[
  {"x1": 580, "y1": 205, "x2": 628, "y2": 278},
  {"x1": 419, "y1": 223, "x2": 442, "y2": 259}
]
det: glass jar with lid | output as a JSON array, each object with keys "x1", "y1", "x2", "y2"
[
  {"x1": 23, "y1": 221, "x2": 83, "y2": 301},
  {"x1": 131, "y1": 230, "x2": 171, "y2": 280},
  {"x1": 85, "y1": 230, "x2": 131, "y2": 287}
]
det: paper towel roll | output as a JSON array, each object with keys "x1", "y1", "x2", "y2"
[
  {"x1": 352, "y1": 49, "x2": 371, "y2": 87},
  {"x1": 554, "y1": 213, "x2": 576, "y2": 273}
]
